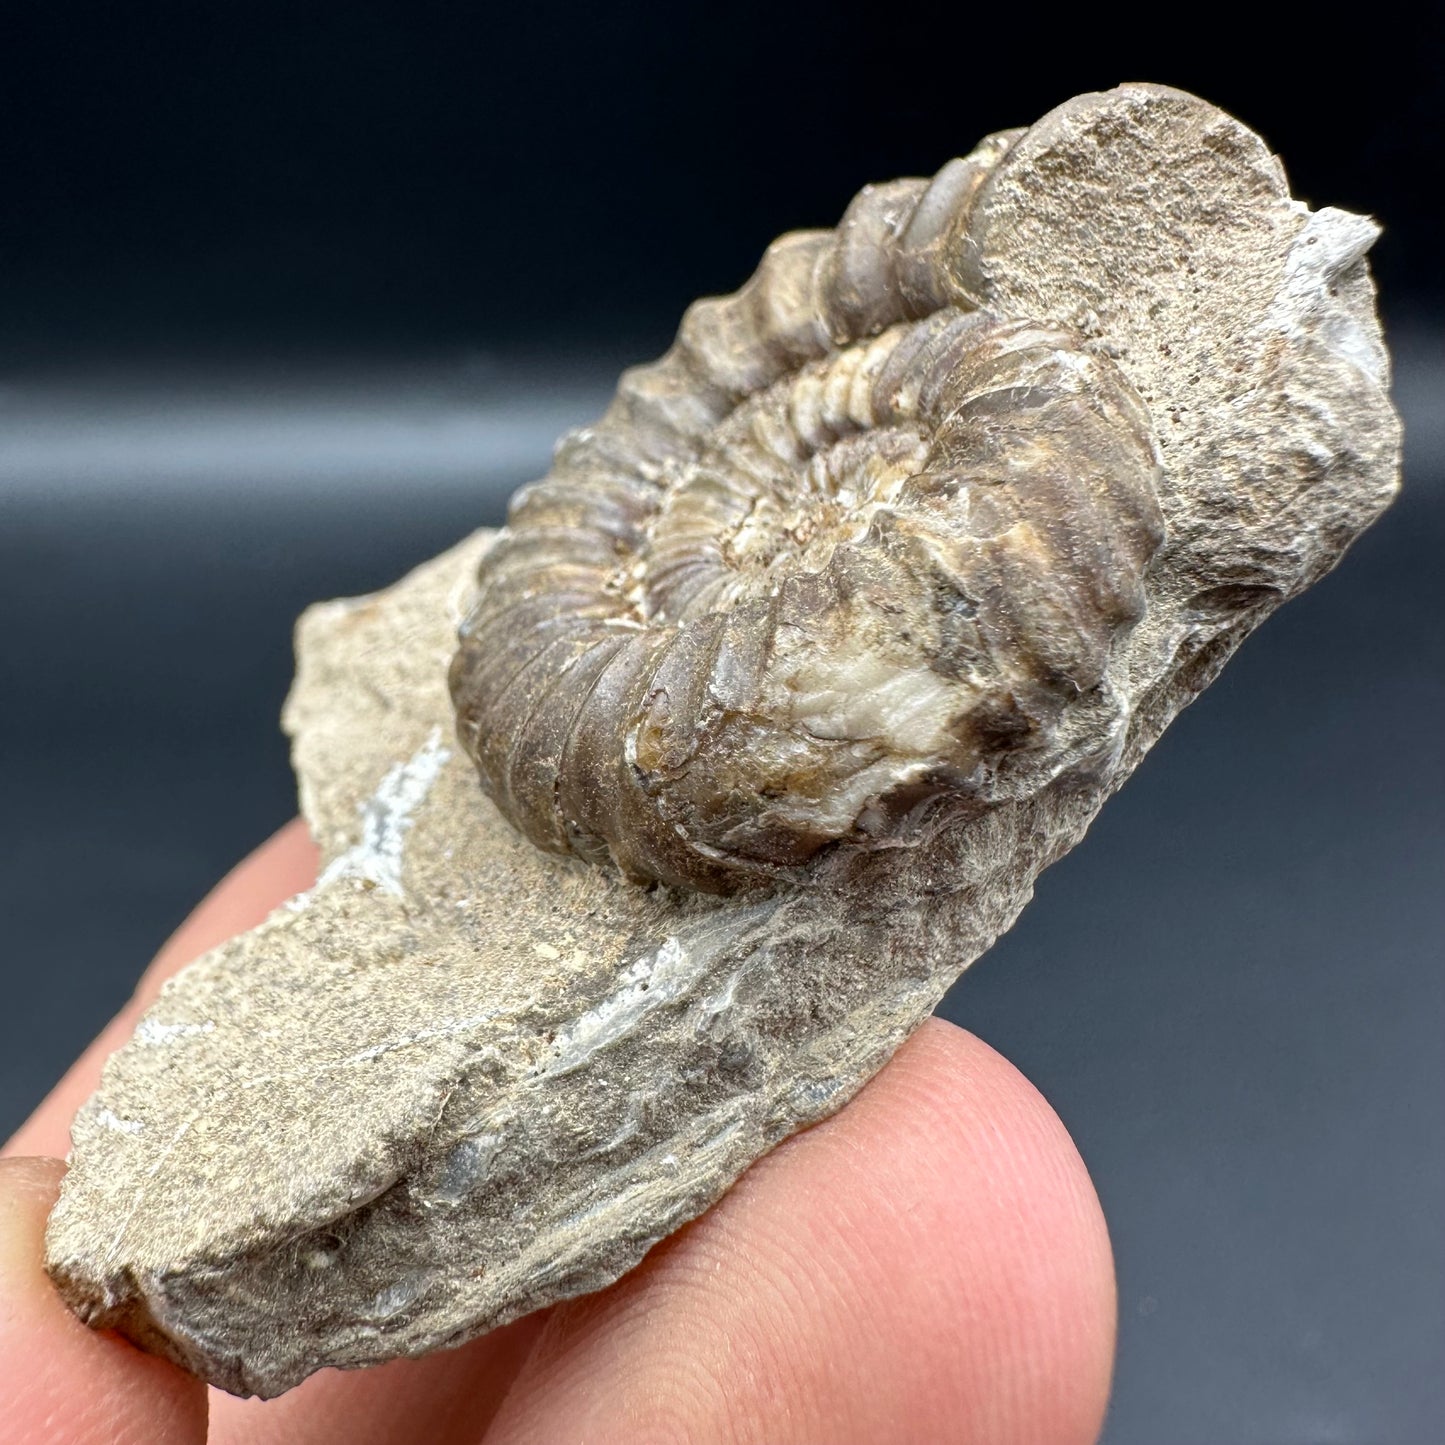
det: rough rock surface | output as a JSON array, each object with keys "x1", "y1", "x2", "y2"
[{"x1": 46, "y1": 84, "x2": 1399, "y2": 1397}]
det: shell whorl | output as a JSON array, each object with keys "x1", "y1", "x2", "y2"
[{"x1": 449, "y1": 133, "x2": 1166, "y2": 894}]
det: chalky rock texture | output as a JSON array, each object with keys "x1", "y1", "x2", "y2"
[{"x1": 47, "y1": 85, "x2": 1399, "y2": 1398}]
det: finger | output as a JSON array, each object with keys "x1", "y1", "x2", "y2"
[
  {"x1": 207, "y1": 1315, "x2": 544, "y2": 1445},
  {"x1": 484, "y1": 1019, "x2": 1117, "y2": 1445},
  {"x1": 4, "y1": 818, "x2": 319, "y2": 1159},
  {"x1": 0, "y1": 1156, "x2": 208, "y2": 1445}
]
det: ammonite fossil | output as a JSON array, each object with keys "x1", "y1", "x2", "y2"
[
  {"x1": 47, "y1": 85, "x2": 1401, "y2": 1399},
  {"x1": 450, "y1": 136, "x2": 1166, "y2": 893}
]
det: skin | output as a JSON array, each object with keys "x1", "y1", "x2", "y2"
[{"x1": 1, "y1": 820, "x2": 1117, "y2": 1443}]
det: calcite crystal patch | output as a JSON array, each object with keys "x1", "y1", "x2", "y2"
[{"x1": 46, "y1": 84, "x2": 1399, "y2": 1397}]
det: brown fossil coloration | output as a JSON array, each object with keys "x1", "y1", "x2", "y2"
[
  {"x1": 46, "y1": 84, "x2": 1400, "y2": 1399},
  {"x1": 451, "y1": 147, "x2": 1166, "y2": 893}
]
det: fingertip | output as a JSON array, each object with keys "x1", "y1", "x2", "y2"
[
  {"x1": 854, "y1": 1019, "x2": 1118, "y2": 1442},
  {"x1": 0, "y1": 1157, "x2": 208, "y2": 1445},
  {"x1": 720, "y1": 1017, "x2": 1116, "y2": 1445}
]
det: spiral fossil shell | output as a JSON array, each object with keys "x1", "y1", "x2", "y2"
[
  {"x1": 450, "y1": 134, "x2": 1167, "y2": 893},
  {"x1": 50, "y1": 85, "x2": 1401, "y2": 1398}
]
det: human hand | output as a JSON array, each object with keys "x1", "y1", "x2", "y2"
[{"x1": 2, "y1": 821, "x2": 1116, "y2": 1444}]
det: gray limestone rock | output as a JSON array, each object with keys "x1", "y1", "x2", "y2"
[{"x1": 45, "y1": 84, "x2": 1400, "y2": 1397}]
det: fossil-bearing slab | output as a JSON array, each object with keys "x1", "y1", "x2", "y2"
[{"x1": 46, "y1": 84, "x2": 1400, "y2": 1398}]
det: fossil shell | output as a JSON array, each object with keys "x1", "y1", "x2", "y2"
[
  {"x1": 46, "y1": 84, "x2": 1400, "y2": 1400},
  {"x1": 450, "y1": 140, "x2": 1166, "y2": 892}
]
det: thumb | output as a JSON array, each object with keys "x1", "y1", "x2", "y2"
[{"x1": 0, "y1": 1156, "x2": 208, "y2": 1445}]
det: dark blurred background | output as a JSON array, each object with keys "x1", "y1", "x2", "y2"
[{"x1": 2, "y1": 9, "x2": 1441, "y2": 1442}]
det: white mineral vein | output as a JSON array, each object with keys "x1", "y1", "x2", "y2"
[{"x1": 313, "y1": 725, "x2": 451, "y2": 899}]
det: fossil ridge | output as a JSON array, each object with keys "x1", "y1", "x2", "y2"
[{"x1": 45, "y1": 84, "x2": 1399, "y2": 1397}]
